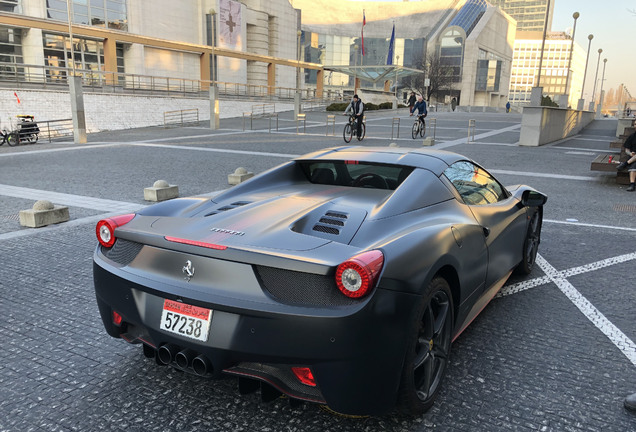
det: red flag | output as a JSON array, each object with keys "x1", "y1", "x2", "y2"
[
  {"x1": 361, "y1": 10, "x2": 366, "y2": 57},
  {"x1": 14, "y1": 92, "x2": 20, "y2": 104}
]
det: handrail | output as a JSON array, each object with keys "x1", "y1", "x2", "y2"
[{"x1": 0, "y1": 62, "x2": 346, "y2": 104}]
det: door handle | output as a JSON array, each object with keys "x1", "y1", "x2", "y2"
[{"x1": 482, "y1": 226, "x2": 490, "y2": 238}]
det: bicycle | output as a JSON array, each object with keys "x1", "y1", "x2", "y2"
[
  {"x1": 343, "y1": 114, "x2": 365, "y2": 143},
  {"x1": 411, "y1": 115, "x2": 426, "y2": 139}
]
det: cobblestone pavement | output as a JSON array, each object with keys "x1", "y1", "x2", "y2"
[{"x1": 1, "y1": 109, "x2": 635, "y2": 431}]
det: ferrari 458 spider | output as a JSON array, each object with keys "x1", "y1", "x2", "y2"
[{"x1": 93, "y1": 146, "x2": 546, "y2": 415}]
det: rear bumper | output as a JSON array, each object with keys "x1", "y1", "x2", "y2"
[{"x1": 93, "y1": 258, "x2": 419, "y2": 415}]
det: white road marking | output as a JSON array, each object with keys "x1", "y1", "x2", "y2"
[
  {"x1": 0, "y1": 184, "x2": 144, "y2": 212},
  {"x1": 536, "y1": 254, "x2": 636, "y2": 366},
  {"x1": 498, "y1": 251, "x2": 636, "y2": 298},
  {"x1": 130, "y1": 142, "x2": 298, "y2": 158},
  {"x1": 544, "y1": 218, "x2": 636, "y2": 232},
  {"x1": 565, "y1": 151, "x2": 596, "y2": 156},
  {"x1": 432, "y1": 124, "x2": 522, "y2": 149},
  {"x1": 491, "y1": 170, "x2": 597, "y2": 181}
]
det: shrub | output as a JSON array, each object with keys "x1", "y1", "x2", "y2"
[{"x1": 326, "y1": 102, "x2": 349, "y2": 112}]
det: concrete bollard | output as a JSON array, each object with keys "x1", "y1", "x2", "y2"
[
  {"x1": 19, "y1": 200, "x2": 70, "y2": 228},
  {"x1": 228, "y1": 167, "x2": 254, "y2": 185},
  {"x1": 144, "y1": 180, "x2": 179, "y2": 202},
  {"x1": 422, "y1": 137, "x2": 435, "y2": 146}
]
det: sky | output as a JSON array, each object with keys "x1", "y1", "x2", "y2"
[
  {"x1": 359, "y1": 0, "x2": 635, "y2": 99},
  {"x1": 551, "y1": 0, "x2": 634, "y2": 98}
]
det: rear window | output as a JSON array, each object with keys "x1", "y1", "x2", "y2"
[{"x1": 299, "y1": 160, "x2": 413, "y2": 190}]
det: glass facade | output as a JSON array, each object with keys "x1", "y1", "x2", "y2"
[
  {"x1": 46, "y1": 0, "x2": 128, "y2": 31},
  {"x1": 42, "y1": 33, "x2": 125, "y2": 82},
  {"x1": 0, "y1": 0, "x2": 19, "y2": 13},
  {"x1": 439, "y1": 28, "x2": 463, "y2": 83},
  {"x1": 0, "y1": 26, "x2": 23, "y2": 79},
  {"x1": 301, "y1": 30, "x2": 423, "y2": 85},
  {"x1": 448, "y1": 0, "x2": 487, "y2": 37},
  {"x1": 488, "y1": 0, "x2": 552, "y2": 33}
]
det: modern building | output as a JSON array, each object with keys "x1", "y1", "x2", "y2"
[
  {"x1": 488, "y1": 0, "x2": 553, "y2": 35},
  {"x1": 296, "y1": 0, "x2": 517, "y2": 108},
  {"x1": 509, "y1": 31, "x2": 585, "y2": 107},
  {"x1": 0, "y1": 0, "x2": 308, "y2": 91}
]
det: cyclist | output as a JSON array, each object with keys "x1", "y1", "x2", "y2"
[
  {"x1": 410, "y1": 95, "x2": 427, "y2": 129},
  {"x1": 343, "y1": 94, "x2": 364, "y2": 138}
]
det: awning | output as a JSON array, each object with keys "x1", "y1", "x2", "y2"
[{"x1": 323, "y1": 65, "x2": 423, "y2": 84}]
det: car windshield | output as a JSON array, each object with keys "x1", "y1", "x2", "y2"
[{"x1": 299, "y1": 160, "x2": 413, "y2": 190}]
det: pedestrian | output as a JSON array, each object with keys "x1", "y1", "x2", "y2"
[
  {"x1": 451, "y1": 97, "x2": 457, "y2": 112},
  {"x1": 506, "y1": 101, "x2": 511, "y2": 113},
  {"x1": 616, "y1": 130, "x2": 636, "y2": 191},
  {"x1": 625, "y1": 392, "x2": 636, "y2": 412},
  {"x1": 407, "y1": 92, "x2": 416, "y2": 114}
]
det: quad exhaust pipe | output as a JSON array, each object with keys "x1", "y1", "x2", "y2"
[{"x1": 155, "y1": 344, "x2": 213, "y2": 376}]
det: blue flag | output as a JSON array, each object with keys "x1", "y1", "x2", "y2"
[{"x1": 387, "y1": 24, "x2": 395, "y2": 65}]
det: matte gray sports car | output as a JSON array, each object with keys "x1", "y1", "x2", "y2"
[{"x1": 93, "y1": 146, "x2": 546, "y2": 415}]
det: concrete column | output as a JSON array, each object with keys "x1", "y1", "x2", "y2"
[
  {"x1": 69, "y1": 76, "x2": 87, "y2": 144},
  {"x1": 103, "y1": 38, "x2": 117, "y2": 86},
  {"x1": 209, "y1": 84, "x2": 220, "y2": 130},
  {"x1": 530, "y1": 87, "x2": 543, "y2": 107},
  {"x1": 294, "y1": 92, "x2": 301, "y2": 119},
  {"x1": 316, "y1": 70, "x2": 324, "y2": 98},
  {"x1": 200, "y1": 52, "x2": 210, "y2": 91},
  {"x1": 267, "y1": 62, "x2": 276, "y2": 95},
  {"x1": 577, "y1": 98, "x2": 585, "y2": 111}
]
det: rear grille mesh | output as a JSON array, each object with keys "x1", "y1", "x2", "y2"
[
  {"x1": 255, "y1": 266, "x2": 357, "y2": 306},
  {"x1": 102, "y1": 239, "x2": 143, "y2": 266},
  {"x1": 312, "y1": 211, "x2": 349, "y2": 236}
]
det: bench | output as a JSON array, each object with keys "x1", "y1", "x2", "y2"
[
  {"x1": 590, "y1": 141, "x2": 630, "y2": 185},
  {"x1": 243, "y1": 103, "x2": 277, "y2": 130}
]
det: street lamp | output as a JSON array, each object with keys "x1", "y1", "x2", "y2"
[
  {"x1": 577, "y1": 34, "x2": 593, "y2": 111},
  {"x1": 597, "y1": 58, "x2": 607, "y2": 118},
  {"x1": 296, "y1": 30, "x2": 302, "y2": 91},
  {"x1": 590, "y1": 48, "x2": 602, "y2": 111},
  {"x1": 562, "y1": 11, "x2": 579, "y2": 107},
  {"x1": 530, "y1": 0, "x2": 551, "y2": 106}
]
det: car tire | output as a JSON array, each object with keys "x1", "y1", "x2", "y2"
[
  {"x1": 516, "y1": 209, "x2": 542, "y2": 275},
  {"x1": 397, "y1": 276, "x2": 454, "y2": 415}
]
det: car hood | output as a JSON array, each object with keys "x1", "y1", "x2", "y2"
[{"x1": 143, "y1": 190, "x2": 377, "y2": 252}]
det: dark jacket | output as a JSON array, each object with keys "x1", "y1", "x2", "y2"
[
  {"x1": 407, "y1": 95, "x2": 416, "y2": 106},
  {"x1": 345, "y1": 99, "x2": 364, "y2": 116},
  {"x1": 624, "y1": 132, "x2": 636, "y2": 153},
  {"x1": 412, "y1": 100, "x2": 427, "y2": 116}
]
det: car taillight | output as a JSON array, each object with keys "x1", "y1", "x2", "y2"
[
  {"x1": 335, "y1": 250, "x2": 384, "y2": 298},
  {"x1": 112, "y1": 310, "x2": 123, "y2": 326},
  {"x1": 291, "y1": 367, "x2": 316, "y2": 387},
  {"x1": 96, "y1": 213, "x2": 136, "y2": 248}
]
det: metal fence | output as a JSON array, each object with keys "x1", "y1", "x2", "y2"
[
  {"x1": 164, "y1": 109, "x2": 200, "y2": 127},
  {"x1": 0, "y1": 62, "x2": 346, "y2": 105}
]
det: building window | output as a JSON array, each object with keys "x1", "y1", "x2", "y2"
[
  {"x1": 439, "y1": 28, "x2": 464, "y2": 82},
  {"x1": 47, "y1": 0, "x2": 128, "y2": 31},
  {"x1": 0, "y1": 26, "x2": 23, "y2": 79},
  {"x1": 42, "y1": 33, "x2": 105, "y2": 81},
  {"x1": 0, "y1": 0, "x2": 19, "y2": 13}
]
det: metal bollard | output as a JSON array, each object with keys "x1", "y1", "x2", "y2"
[
  {"x1": 268, "y1": 114, "x2": 279, "y2": 133},
  {"x1": 391, "y1": 117, "x2": 400, "y2": 139},
  {"x1": 468, "y1": 119, "x2": 476, "y2": 143},
  {"x1": 428, "y1": 118, "x2": 437, "y2": 141},
  {"x1": 326, "y1": 114, "x2": 336, "y2": 136},
  {"x1": 296, "y1": 113, "x2": 306, "y2": 134}
]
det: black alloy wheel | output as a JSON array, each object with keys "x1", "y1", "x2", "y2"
[
  {"x1": 398, "y1": 277, "x2": 453, "y2": 415},
  {"x1": 517, "y1": 209, "x2": 542, "y2": 275}
]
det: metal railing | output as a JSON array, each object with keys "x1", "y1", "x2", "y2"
[
  {"x1": 0, "y1": 62, "x2": 346, "y2": 105},
  {"x1": 164, "y1": 109, "x2": 200, "y2": 127}
]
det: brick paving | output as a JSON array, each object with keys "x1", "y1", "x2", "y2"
[{"x1": 0, "y1": 109, "x2": 635, "y2": 431}]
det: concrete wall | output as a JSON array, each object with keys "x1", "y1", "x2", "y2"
[
  {"x1": 0, "y1": 89, "x2": 292, "y2": 133},
  {"x1": 519, "y1": 106, "x2": 594, "y2": 146}
]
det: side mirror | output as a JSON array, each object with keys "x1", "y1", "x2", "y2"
[{"x1": 521, "y1": 190, "x2": 547, "y2": 207}]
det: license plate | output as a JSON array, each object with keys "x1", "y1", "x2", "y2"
[{"x1": 160, "y1": 299, "x2": 212, "y2": 342}]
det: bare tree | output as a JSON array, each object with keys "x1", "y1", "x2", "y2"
[{"x1": 403, "y1": 53, "x2": 455, "y2": 102}]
